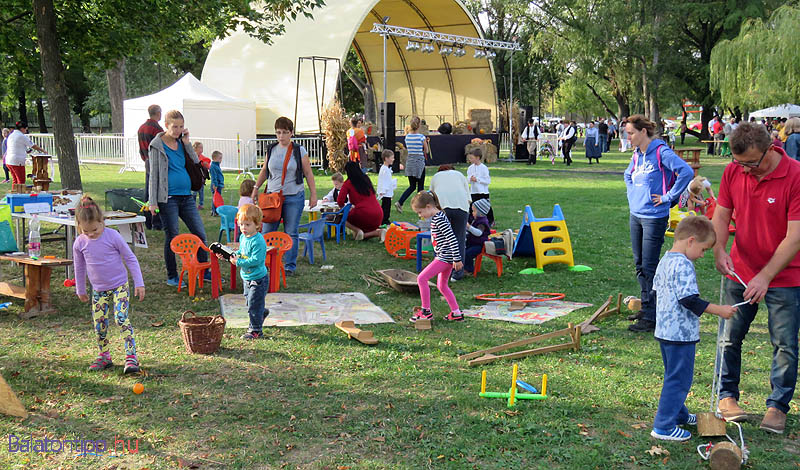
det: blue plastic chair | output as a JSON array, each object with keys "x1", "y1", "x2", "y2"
[
  {"x1": 216, "y1": 205, "x2": 238, "y2": 243},
  {"x1": 324, "y1": 203, "x2": 352, "y2": 244},
  {"x1": 297, "y1": 218, "x2": 326, "y2": 264}
]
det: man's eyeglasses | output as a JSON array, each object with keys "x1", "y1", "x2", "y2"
[{"x1": 732, "y1": 146, "x2": 770, "y2": 168}]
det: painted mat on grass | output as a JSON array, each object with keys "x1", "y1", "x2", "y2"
[
  {"x1": 219, "y1": 292, "x2": 395, "y2": 328},
  {"x1": 462, "y1": 300, "x2": 592, "y2": 324}
]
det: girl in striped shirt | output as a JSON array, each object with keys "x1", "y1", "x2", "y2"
[{"x1": 410, "y1": 191, "x2": 464, "y2": 322}]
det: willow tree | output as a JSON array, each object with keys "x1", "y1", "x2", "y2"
[{"x1": 710, "y1": 5, "x2": 800, "y2": 110}]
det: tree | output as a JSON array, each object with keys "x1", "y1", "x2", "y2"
[
  {"x1": 710, "y1": 5, "x2": 800, "y2": 109},
  {"x1": 32, "y1": 0, "x2": 81, "y2": 189}
]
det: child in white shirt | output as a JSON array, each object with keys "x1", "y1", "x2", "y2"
[
  {"x1": 322, "y1": 172, "x2": 345, "y2": 202},
  {"x1": 376, "y1": 150, "x2": 397, "y2": 226},
  {"x1": 466, "y1": 148, "x2": 493, "y2": 224}
]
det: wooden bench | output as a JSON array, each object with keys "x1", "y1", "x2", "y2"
[
  {"x1": 0, "y1": 254, "x2": 73, "y2": 318},
  {"x1": 675, "y1": 147, "x2": 703, "y2": 176}
]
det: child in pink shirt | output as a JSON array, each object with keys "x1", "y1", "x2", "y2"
[{"x1": 73, "y1": 195, "x2": 145, "y2": 374}]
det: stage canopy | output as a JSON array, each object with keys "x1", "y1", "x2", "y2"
[
  {"x1": 201, "y1": 0, "x2": 498, "y2": 134},
  {"x1": 749, "y1": 104, "x2": 800, "y2": 119}
]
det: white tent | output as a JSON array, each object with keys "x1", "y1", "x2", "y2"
[
  {"x1": 749, "y1": 104, "x2": 800, "y2": 119},
  {"x1": 123, "y1": 73, "x2": 257, "y2": 170}
]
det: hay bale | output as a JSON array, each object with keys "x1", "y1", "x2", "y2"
[
  {"x1": 322, "y1": 100, "x2": 349, "y2": 173},
  {"x1": 464, "y1": 140, "x2": 498, "y2": 163}
]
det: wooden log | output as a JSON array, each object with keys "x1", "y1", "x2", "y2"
[
  {"x1": 709, "y1": 441, "x2": 741, "y2": 470},
  {"x1": 459, "y1": 326, "x2": 576, "y2": 361}
]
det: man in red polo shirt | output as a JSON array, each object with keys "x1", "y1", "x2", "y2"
[{"x1": 712, "y1": 122, "x2": 800, "y2": 435}]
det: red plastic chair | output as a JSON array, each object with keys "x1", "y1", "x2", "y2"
[
  {"x1": 263, "y1": 231, "x2": 293, "y2": 288},
  {"x1": 473, "y1": 245, "x2": 503, "y2": 278},
  {"x1": 170, "y1": 234, "x2": 217, "y2": 297}
]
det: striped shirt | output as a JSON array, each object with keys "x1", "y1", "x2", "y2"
[
  {"x1": 405, "y1": 133, "x2": 426, "y2": 157},
  {"x1": 431, "y1": 211, "x2": 461, "y2": 263},
  {"x1": 138, "y1": 119, "x2": 163, "y2": 161}
]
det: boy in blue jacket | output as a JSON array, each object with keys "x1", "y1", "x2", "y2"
[
  {"x1": 224, "y1": 204, "x2": 269, "y2": 340},
  {"x1": 623, "y1": 115, "x2": 694, "y2": 333},
  {"x1": 210, "y1": 150, "x2": 224, "y2": 216}
]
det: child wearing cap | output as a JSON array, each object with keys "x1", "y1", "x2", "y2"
[{"x1": 464, "y1": 198, "x2": 492, "y2": 275}]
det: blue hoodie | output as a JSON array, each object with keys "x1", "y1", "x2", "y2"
[{"x1": 624, "y1": 139, "x2": 693, "y2": 218}]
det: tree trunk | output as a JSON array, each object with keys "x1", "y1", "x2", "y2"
[
  {"x1": 35, "y1": 98, "x2": 47, "y2": 133},
  {"x1": 34, "y1": 73, "x2": 48, "y2": 132},
  {"x1": 106, "y1": 58, "x2": 126, "y2": 133},
  {"x1": 586, "y1": 82, "x2": 618, "y2": 120},
  {"x1": 641, "y1": 60, "x2": 650, "y2": 119},
  {"x1": 33, "y1": 0, "x2": 82, "y2": 190},
  {"x1": 343, "y1": 63, "x2": 376, "y2": 124},
  {"x1": 16, "y1": 69, "x2": 28, "y2": 124}
]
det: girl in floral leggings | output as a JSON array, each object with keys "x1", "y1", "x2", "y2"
[{"x1": 72, "y1": 195, "x2": 145, "y2": 373}]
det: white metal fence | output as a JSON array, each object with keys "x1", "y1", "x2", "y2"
[{"x1": 26, "y1": 133, "x2": 327, "y2": 174}]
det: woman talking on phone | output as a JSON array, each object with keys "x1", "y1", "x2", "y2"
[{"x1": 147, "y1": 110, "x2": 210, "y2": 287}]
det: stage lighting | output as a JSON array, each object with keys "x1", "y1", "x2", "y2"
[
  {"x1": 453, "y1": 47, "x2": 466, "y2": 57},
  {"x1": 421, "y1": 43, "x2": 434, "y2": 53},
  {"x1": 473, "y1": 49, "x2": 485, "y2": 58},
  {"x1": 406, "y1": 41, "x2": 420, "y2": 51}
]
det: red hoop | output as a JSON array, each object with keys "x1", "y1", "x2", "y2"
[{"x1": 474, "y1": 292, "x2": 566, "y2": 303}]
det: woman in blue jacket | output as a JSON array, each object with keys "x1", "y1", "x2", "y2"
[{"x1": 623, "y1": 115, "x2": 694, "y2": 333}]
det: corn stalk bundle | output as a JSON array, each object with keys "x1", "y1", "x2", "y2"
[{"x1": 322, "y1": 99, "x2": 349, "y2": 172}]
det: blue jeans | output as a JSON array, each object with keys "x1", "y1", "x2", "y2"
[
  {"x1": 720, "y1": 278, "x2": 800, "y2": 413},
  {"x1": 262, "y1": 190, "x2": 304, "y2": 273},
  {"x1": 159, "y1": 195, "x2": 209, "y2": 279},
  {"x1": 654, "y1": 341, "x2": 695, "y2": 430},
  {"x1": 464, "y1": 244, "x2": 483, "y2": 273},
  {"x1": 629, "y1": 214, "x2": 668, "y2": 323},
  {"x1": 243, "y1": 273, "x2": 269, "y2": 333},
  {"x1": 192, "y1": 186, "x2": 205, "y2": 207}
]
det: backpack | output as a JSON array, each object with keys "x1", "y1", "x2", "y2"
[{"x1": 632, "y1": 144, "x2": 679, "y2": 207}]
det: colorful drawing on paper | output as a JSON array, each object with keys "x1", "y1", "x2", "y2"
[
  {"x1": 462, "y1": 300, "x2": 592, "y2": 324},
  {"x1": 219, "y1": 292, "x2": 395, "y2": 328}
]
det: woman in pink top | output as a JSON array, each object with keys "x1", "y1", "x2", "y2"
[{"x1": 72, "y1": 195, "x2": 145, "y2": 374}]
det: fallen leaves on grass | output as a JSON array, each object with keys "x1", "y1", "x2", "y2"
[
  {"x1": 631, "y1": 423, "x2": 648, "y2": 429},
  {"x1": 645, "y1": 446, "x2": 669, "y2": 456},
  {"x1": 617, "y1": 430, "x2": 632, "y2": 438},
  {"x1": 95, "y1": 396, "x2": 122, "y2": 404},
  {"x1": 150, "y1": 321, "x2": 164, "y2": 327}
]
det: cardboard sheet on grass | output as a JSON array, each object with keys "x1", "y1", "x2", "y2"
[
  {"x1": 219, "y1": 292, "x2": 394, "y2": 328},
  {"x1": 463, "y1": 300, "x2": 592, "y2": 324}
]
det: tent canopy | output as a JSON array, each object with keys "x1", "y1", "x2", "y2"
[
  {"x1": 123, "y1": 73, "x2": 257, "y2": 142},
  {"x1": 201, "y1": 0, "x2": 497, "y2": 134},
  {"x1": 749, "y1": 104, "x2": 800, "y2": 119}
]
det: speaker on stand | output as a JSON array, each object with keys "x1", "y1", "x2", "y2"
[{"x1": 380, "y1": 102, "x2": 397, "y2": 172}]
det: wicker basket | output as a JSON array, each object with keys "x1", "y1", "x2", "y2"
[{"x1": 177, "y1": 310, "x2": 225, "y2": 354}]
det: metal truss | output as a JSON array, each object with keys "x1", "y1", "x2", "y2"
[{"x1": 370, "y1": 23, "x2": 522, "y2": 51}]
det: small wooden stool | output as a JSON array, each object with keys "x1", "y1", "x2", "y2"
[
  {"x1": 0, "y1": 255, "x2": 73, "y2": 318},
  {"x1": 473, "y1": 246, "x2": 503, "y2": 277}
]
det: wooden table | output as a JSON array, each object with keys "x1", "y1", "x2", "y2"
[
  {"x1": 12, "y1": 212, "x2": 146, "y2": 278},
  {"x1": 222, "y1": 243, "x2": 281, "y2": 293},
  {"x1": 0, "y1": 254, "x2": 73, "y2": 318},
  {"x1": 675, "y1": 147, "x2": 703, "y2": 176}
]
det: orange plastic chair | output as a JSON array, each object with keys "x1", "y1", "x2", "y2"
[
  {"x1": 169, "y1": 234, "x2": 216, "y2": 297},
  {"x1": 473, "y1": 245, "x2": 503, "y2": 278},
  {"x1": 384, "y1": 224, "x2": 421, "y2": 259},
  {"x1": 263, "y1": 231, "x2": 293, "y2": 288}
]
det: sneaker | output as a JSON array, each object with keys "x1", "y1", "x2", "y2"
[
  {"x1": 285, "y1": 270, "x2": 296, "y2": 277},
  {"x1": 394, "y1": 201, "x2": 403, "y2": 214},
  {"x1": 760, "y1": 407, "x2": 786, "y2": 434},
  {"x1": 717, "y1": 397, "x2": 748, "y2": 422},
  {"x1": 123, "y1": 355, "x2": 140, "y2": 374},
  {"x1": 166, "y1": 277, "x2": 187, "y2": 288},
  {"x1": 241, "y1": 331, "x2": 264, "y2": 340},
  {"x1": 88, "y1": 355, "x2": 113, "y2": 371},
  {"x1": 203, "y1": 270, "x2": 213, "y2": 282},
  {"x1": 681, "y1": 414, "x2": 697, "y2": 426},
  {"x1": 628, "y1": 319, "x2": 655, "y2": 333},
  {"x1": 409, "y1": 307, "x2": 433, "y2": 323},
  {"x1": 650, "y1": 426, "x2": 691, "y2": 441},
  {"x1": 445, "y1": 312, "x2": 465, "y2": 322}
]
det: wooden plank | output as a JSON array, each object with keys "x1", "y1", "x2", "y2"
[
  {"x1": 24, "y1": 265, "x2": 40, "y2": 313},
  {"x1": 0, "y1": 282, "x2": 26, "y2": 299},
  {"x1": 579, "y1": 295, "x2": 612, "y2": 332},
  {"x1": 459, "y1": 326, "x2": 576, "y2": 361},
  {"x1": 0, "y1": 374, "x2": 27, "y2": 419},
  {"x1": 468, "y1": 342, "x2": 575, "y2": 366},
  {"x1": 0, "y1": 255, "x2": 73, "y2": 267}
]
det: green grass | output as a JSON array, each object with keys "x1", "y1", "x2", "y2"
[{"x1": 1, "y1": 142, "x2": 798, "y2": 469}]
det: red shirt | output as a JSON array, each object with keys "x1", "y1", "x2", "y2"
[{"x1": 717, "y1": 147, "x2": 800, "y2": 287}]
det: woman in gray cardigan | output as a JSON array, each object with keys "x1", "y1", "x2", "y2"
[{"x1": 148, "y1": 110, "x2": 210, "y2": 287}]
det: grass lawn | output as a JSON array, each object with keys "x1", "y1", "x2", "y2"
[{"x1": 1, "y1": 141, "x2": 798, "y2": 469}]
